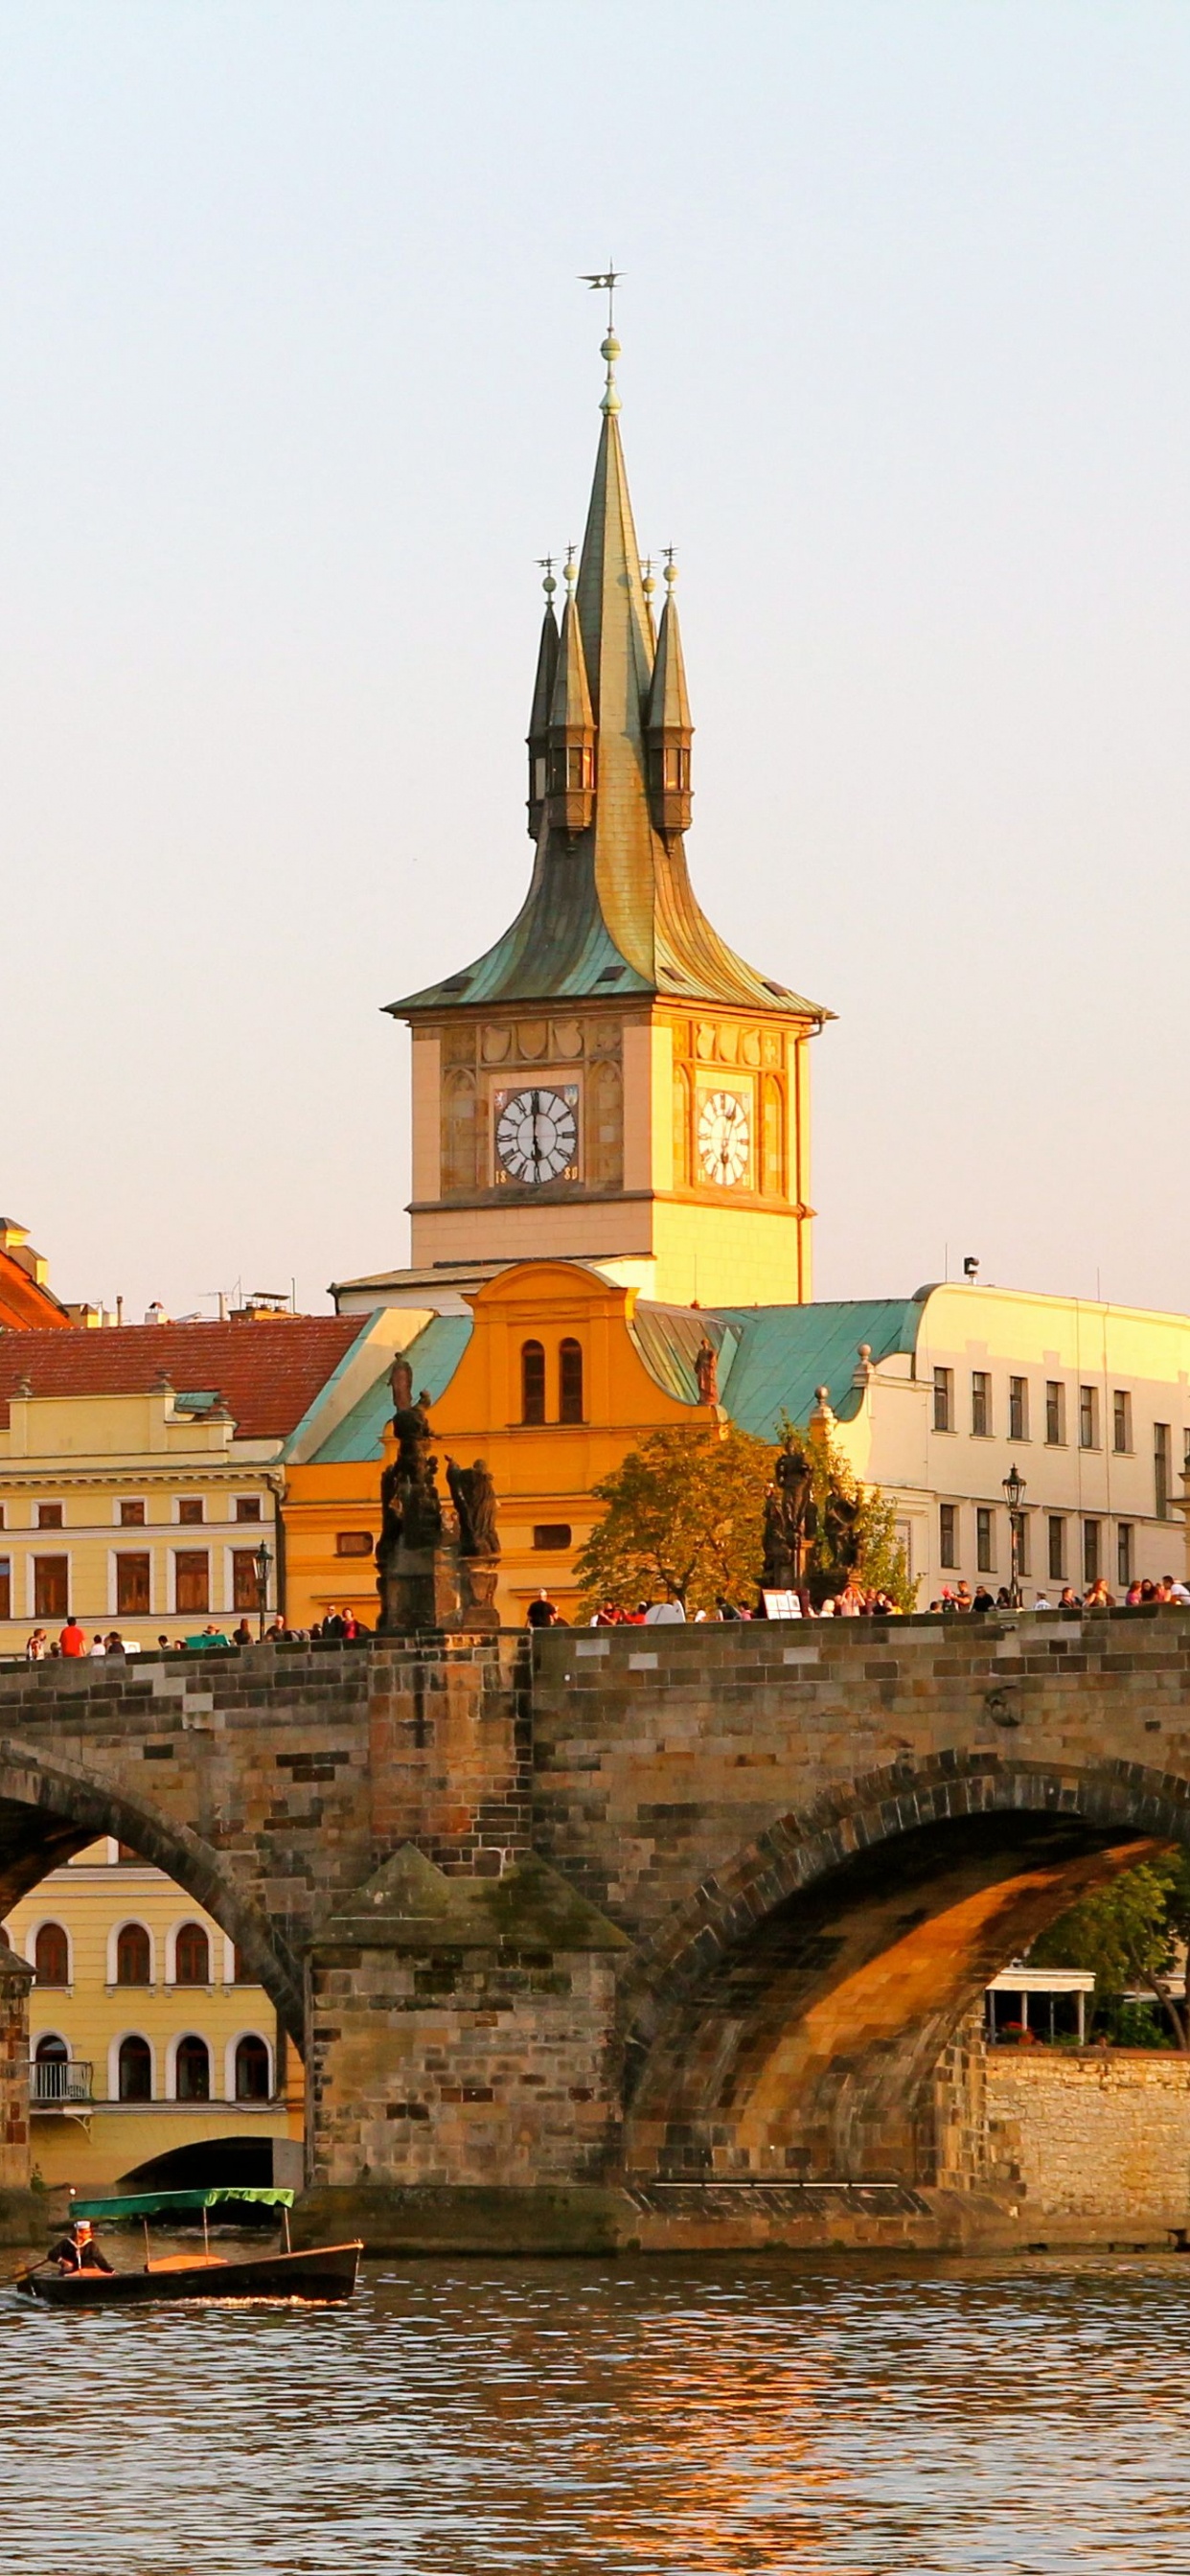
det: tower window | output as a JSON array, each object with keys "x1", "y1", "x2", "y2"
[
  {"x1": 521, "y1": 1342, "x2": 546, "y2": 1426},
  {"x1": 559, "y1": 1339, "x2": 584, "y2": 1425}
]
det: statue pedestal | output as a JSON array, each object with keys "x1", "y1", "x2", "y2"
[{"x1": 378, "y1": 1543, "x2": 500, "y2": 1635}]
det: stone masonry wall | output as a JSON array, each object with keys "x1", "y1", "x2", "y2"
[{"x1": 985, "y1": 2049, "x2": 1190, "y2": 2233}]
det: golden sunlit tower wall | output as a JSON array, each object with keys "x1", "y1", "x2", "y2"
[{"x1": 385, "y1": 313, "x2": 832, "y2": 1311}]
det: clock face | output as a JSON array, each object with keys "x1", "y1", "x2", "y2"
[
  {"x1": 495, "y1": 1085, "x2": 580, "y2": 1184},
  {"x1": 698, "y1": 1089, "x2": 750, "y2": 1186}
]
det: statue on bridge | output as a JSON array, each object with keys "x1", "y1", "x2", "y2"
[
  {"x1": 377, "y1": 1359, "x2": 499, "y2": 1634},
  {"x1": 767, "y1": 1436, "x2": 817, "y2": 1586}
]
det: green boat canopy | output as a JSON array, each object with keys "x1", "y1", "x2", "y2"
[{"x1": 70, "y1": 2187, "x2": 294, "y2": 2220}]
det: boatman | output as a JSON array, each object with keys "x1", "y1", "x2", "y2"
[{"x1": 49, "y1": 2218, "x2": 113, "y2": 2275}]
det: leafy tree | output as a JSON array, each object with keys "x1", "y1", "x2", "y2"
[
  {"x1": 776, "y1": 1413, "x2": 918, "y2": 1612},
  {"x1": 1030, "y1": 1851, "x2": 1190, "y2": 2048},
  {"x1": 574, "y1": 1421, "x2": 774, "y2": 1616}
]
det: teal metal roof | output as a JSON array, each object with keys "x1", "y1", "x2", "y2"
[
  {"x1": 309, "y1": 1316, "x2": 472, "y2": 1464},
  {"x1": 629, "y1": 1305, "x2": 741, "y2": 1407},
  {"x1": 712, "y1": 1298, "x2": 927, "y2": 1440}
]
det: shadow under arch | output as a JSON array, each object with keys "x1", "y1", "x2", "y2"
[
  {"x1": 621, "y1": 1751, "x2": 1190, "y2": 2189},
  {"x1": 0, "y1": 1730, "x2": 304, "y2": 2041}
]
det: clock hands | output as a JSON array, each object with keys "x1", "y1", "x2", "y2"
[{"x1": 530, "y1": 1090, "x2": 543, "y2": 1181}]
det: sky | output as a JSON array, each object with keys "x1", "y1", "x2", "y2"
[{"x1": 4, "y1": 0, "x2": 1190, "y2": 1321}]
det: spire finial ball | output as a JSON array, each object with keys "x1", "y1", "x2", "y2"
[{"x1": 601, "y1": 331, "x2": 620, "y2": 366}]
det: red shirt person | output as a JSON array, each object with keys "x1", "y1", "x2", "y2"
[{"x1": 59, "y1": 1619, "x2": 86, "y2": 1658}]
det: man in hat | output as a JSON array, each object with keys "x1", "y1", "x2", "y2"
[{"x1": 49, "y1": 2217, "x2": 113, "y2": 2275}]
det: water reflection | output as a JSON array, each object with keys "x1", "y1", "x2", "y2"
[{"x1": 1, "y1": 2246, "x2": 1187, "y2": 2572}]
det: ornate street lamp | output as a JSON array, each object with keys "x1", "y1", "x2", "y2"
[
  {"x1": 1002, "y1": 1463, "x2": 1026, "y2": 1608},
  {"x1": 254, "y1": 1538, "x2": 272, "y2": 1643}
]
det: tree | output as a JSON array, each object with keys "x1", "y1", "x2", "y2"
[
  {"x1": 574, "y1": 1422, "x2": 774, "y2": 1617},
  {"x1": 1030, "y1": 1851, "x2": 1190, "y2": 2048},
  {"x1": 776, "y1": 1413, "x2": 917, "y2": 1611}
]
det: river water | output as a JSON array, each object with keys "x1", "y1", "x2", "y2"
[{"x1": 0, "y1": 2245, "x2": 1186, "y2": 2574}]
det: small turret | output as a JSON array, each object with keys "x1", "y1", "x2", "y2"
[
  {"x1": 545, "y1": 549, "x2": 596, "y2": 838},
  {"x1": 646, "y1": 553, "x2": 693, "y2": 837},
  {"x1": 526, "y1": 561, "x2": 560, "y2": 837}
]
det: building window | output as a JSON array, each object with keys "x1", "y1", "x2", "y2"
[
  {"x1": 175, "y1": 2034, "x2": 211, "y2": 2102},
  {"x1": 235, "y1": 1497, "x2": 262, "y2": 1523},
  {"x1": 1083, "y1": 1519, "x2": 1101, "y2": 1585},
  {"x1": 119, "y1": 1499, "x2": 146, "y2": 1527},
  {"x1": 0, "y1": 1506, "x2": 5, "y2": 1529},
  {"x1": 559, "y1": 1339, "x2": 584, "y2": 1425},
  {"x1": 34, "y1": 1922, "x2": 69, "y2": 1986},
  {"x1": 1011, "y1": 1513, "x2": 1030, "y2": 1577},
  {"x1": 1079, "y1": 1386, "x2": 1099, "y2": 1451},
  {"x1": 235, "y1": 2034, "x2": 271, "y2": 2102},
  {"x1": 178, "y1": 1498, "x2": 204, "y2": 1526},
  {"x1": 1048, "y1": 1516, "x2": 1065, "y2": 1582},
  {"x1": 232, "y1": 1551, "x2": 261, "y2": 1613},
  {"x1": 36, "y1": 1503, "x2": 63, "y2": 1530},
  {"x1": 116, "y1": 1553, "x2": 150, "y2": 1616},
  {"x1": 933, "y1": 1367, "x2": 953, "y2": 1434},
  {"x1": 1008, "y1": 1378, "x2": 1028, "y2": 1442},
  {"x1": 118, "y1": 2035, "x2": 152, "y2": 2102},
  {"x1": 0, "y1": 1559, "x2": 10, "y2": 1621},
  {"x1": 971, "y1": 1373, "x2": 991, "y2": 1438},
  {"x1": 116, "y1": 1923, "x2": 151, "y2": 1987},
  {"x1": 174, "y1": 1551, "x2": 209, "y2": 1614},
  {"x1": 1117, "y1": 1523, "x2": 1133, "y2": 1588},
  {"x1": 1045, "y1": 1381, "x2": 1065, "y2": 1446},
  {"x1": 232, "y1": 1944, "x2": 251, "y2": 1985},
  {"x1": 1156, "y1": 1423, "x2": 1172, "y2": 1522},
  {"x1": 976, "y1": 1507, "x2": 995, "y2": 1574},
  {"x1": 1113, "y1": 1392, "x2": 1133, "y2": 1454},
  {"x1": 174, "y1": 1922, "x2": 211, "y2": 1987},
  {"x1": 521, "y1": 1341, "x2": 546, "y2": 1426},
  {"x1": 34, "y1": 1556, "x2": 68, "y2": 1620},
  {"x1": 939, "y1": 1503, "x2": 958, "y2": 1569},
  {"x1": 335, "y1": 1530, "x2": 374, "y2": 1556},
  {"x1": 533, "y1": 1525, "x2": 572, "y2": 1552}
]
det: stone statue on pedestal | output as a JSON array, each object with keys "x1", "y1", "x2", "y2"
[{"x1": 377, "y1": 1360, "x2": 500, "y2": 1632}]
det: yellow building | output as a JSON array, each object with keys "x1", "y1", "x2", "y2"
[
  {"x1": 0, "y1": 1309, "x2": 405, "y2": 1653},
  {"x1": 4, "y1": 1841, "x2": 303, "y2": 2192}
]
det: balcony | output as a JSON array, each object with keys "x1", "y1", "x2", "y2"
[{"x1": 32, "y1": 2059, "x2": 93, "y2": 2109}]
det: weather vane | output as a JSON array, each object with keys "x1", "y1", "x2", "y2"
[{"x1": 581, "y1": 266, "x2": 621, "y2": 330}]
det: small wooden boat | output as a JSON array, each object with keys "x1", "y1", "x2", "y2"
[{"x1": 14, "y1": 2185, "x2": 361, "y2": 2308}]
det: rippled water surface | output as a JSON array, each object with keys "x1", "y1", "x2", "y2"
[{"x1": 1, "y1": 2246, "x2": 1187, "y2": 2572}]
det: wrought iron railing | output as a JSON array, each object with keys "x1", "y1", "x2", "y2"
[{"x1": 32, "y1": 2059, "x2": 93, "y2": 2106}]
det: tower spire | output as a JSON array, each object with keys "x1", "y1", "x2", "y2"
[
  {"x1": 525, "y1": 558, "x2": 560, "y2": 838},
  {"x1": 646, "y1": 551, "x2": 694, "y2": 836},
  {"x1": 544, "y1": 544, "x2": 595, "y2": 838}
]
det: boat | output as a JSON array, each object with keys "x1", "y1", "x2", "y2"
[{"x1": 14, "y1": 2185, "x2": 362, "y2": 2307}]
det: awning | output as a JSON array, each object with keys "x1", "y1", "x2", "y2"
[{"x1": 70, "y1": 2187, "x2": 294, "y2": 2220}]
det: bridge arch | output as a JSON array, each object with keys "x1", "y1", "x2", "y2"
[
  {"x1": 0, "y1": 1731, "x2": 303, "y2": 2039},
  {"x1": 622, "y1": 1751, "x2": 1190, "y2": 2189}
]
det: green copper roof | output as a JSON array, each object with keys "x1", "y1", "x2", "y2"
[
  {"x1": 388, "y1": 355, "x2": 831, "y2": 1026},
  {"x1": 711, "y1": 1298, "x2": 927, "y2": 1439},
  {"x1": 309, "y1": 1315, "x2": 472, "y2": 1463}
]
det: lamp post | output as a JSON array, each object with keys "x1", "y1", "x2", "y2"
[
  {"x1": 1002, "y1": 1463, "x2": 1026, "y2": 1609},
  {"x1": 254, "y1": 1538, "x2": 272, "y2": 1643}
]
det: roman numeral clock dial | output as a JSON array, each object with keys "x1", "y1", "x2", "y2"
[
  {"x1": 495, "y1": 1087, "x2": 579, "y2": 1184},
  {"x1": 698, "y1": 1090, "x2": 750, "y2": 1185}
]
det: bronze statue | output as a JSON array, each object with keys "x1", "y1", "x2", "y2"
[
  {"x1": 775, "y1": 1435, "x2": 817, "y2": 1578},
  {"x1": 446, "y1": 1456, "x2": 499, "y2": 1559},
  {"x1": 377, "y1": 1359, "x2": 444, "y2": 1561},
  {"x1": 694, "y1": 1337, "x2": 719, "y2": 1408},
  {"x1": 761, "y1": 1484, "x2": 793, "y2": 1591}
]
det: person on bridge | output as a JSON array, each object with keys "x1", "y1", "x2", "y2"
[
  {"x1": 49, "y1": 2220, "x2": 113, "y2": 2276},
  {"x1": 59, "y1": 1617, "x2": 86, "y2": 1657}
]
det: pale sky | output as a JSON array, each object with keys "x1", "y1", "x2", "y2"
[{"x1": 5, "y1": 2, "x2": 1190, "y2": 1321}]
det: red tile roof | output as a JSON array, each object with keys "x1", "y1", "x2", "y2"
[
  {"x1": 0, "y1": 1249, "x2": 70, "y2": 1330},
  {"x1": 0, "y1": 1316, "x2": 363, "y2": 1439}
]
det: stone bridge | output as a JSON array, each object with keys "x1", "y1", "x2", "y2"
[{"x1": 3, "y1": 1612, "x2": 1190, "y2": 2250}]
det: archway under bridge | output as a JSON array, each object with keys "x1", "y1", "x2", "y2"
[{"x1": 619, "y1": 1763, "x2": 1184, "y2": 2190}]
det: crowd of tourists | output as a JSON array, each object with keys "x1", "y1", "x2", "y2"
[
  {"x1": 22, "y1": 1604, "x2": 373, "y2": 1661},
  {"x1": 930, "y1": 1575, "x2": 1190, "y2": 1615}
]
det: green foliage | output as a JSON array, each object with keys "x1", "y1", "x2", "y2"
[
  {"x1": 775, "y1": 1413, "x2": 918, "y2": 1611},
  {"x1": 573, "y1": 1421, "x2": 775, "y2": 1616},
  {"x1": 1031, "y1": 1851, "x2": 1190, "y2": 2047}
]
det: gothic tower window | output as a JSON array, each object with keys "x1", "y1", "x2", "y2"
[
  {"x1": 673, "y1": 1065, "x2": 692, "y2": 1187},
  {"x1": 442, "y1": 1067, "x2": 479, "y2": 1194},
  {"x1": 761, "y1": 1074, "x2": 786, "y2": 1199},
  {"x1": 586, "y1": 1057, "x2": 623, "y2": 1191},
  {"x1": 559, "y1": 1340, "x2": 584, "y2": 1425}
]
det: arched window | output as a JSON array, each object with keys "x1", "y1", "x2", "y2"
[
  {"x1": 559, "y1": 1339, "x2": 584, "y2": 1425},
  {"x1": 235, "y1": 2034, "x2": 271, "y2": 2102},
  {"x1": 34, "y1": 2034, "x2": 67, "y2": 2064},
  {"x1": 173, "y1": 1922, "x2": 210, "y2": 1987},
  {"x1": 116, "y1": 1923, "x2": 151, "y2": 1987},
  {"x1": 175, "y1": 2034, "x2": 210, "y2": 2102},
  {"x1": 34, "y1": 1922, "x2": 69, "y2": 1987},
  {"x1": 521, "y1": 1341, "x2": 546, "y2": 1426},
  {"x1": 118, "y1": 2035, "x2": 152, "y2": 2102}
]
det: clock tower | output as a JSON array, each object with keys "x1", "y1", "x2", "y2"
[{"x1": 386, "y1": 320, "x2": 832, "y2": 1309}]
